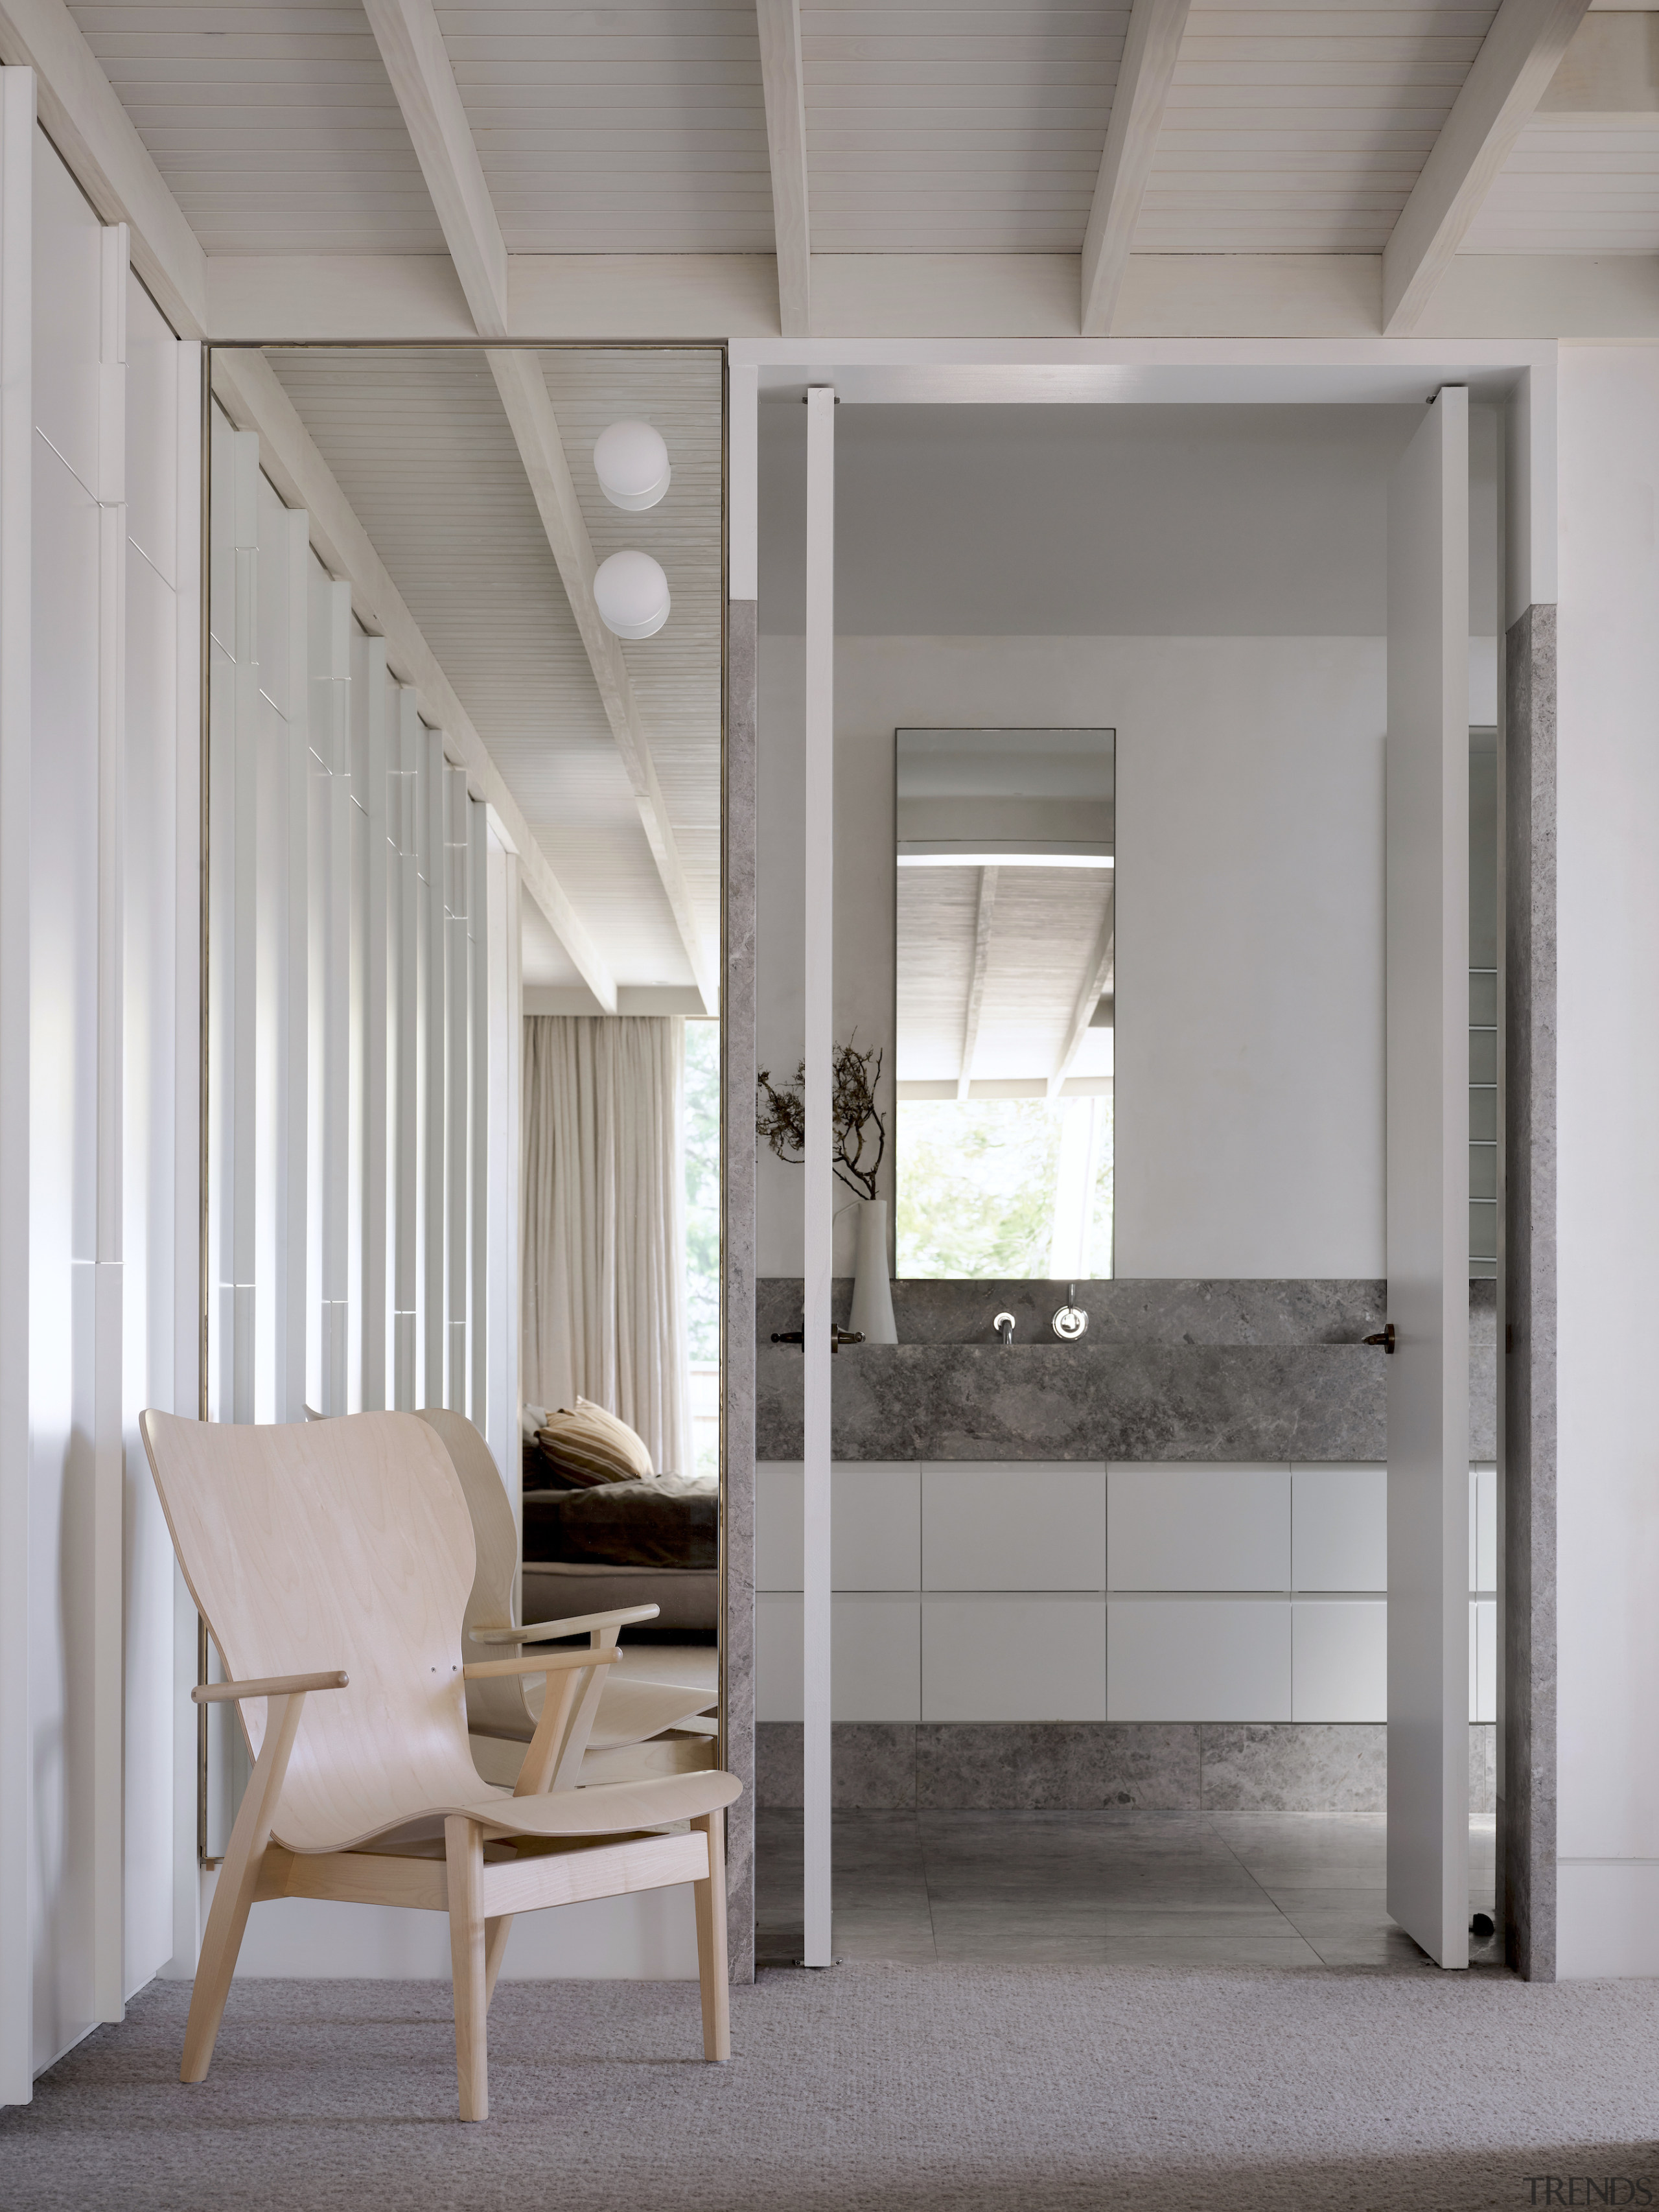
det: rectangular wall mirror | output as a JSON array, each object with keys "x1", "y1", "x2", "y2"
[
  {"x1": 895, "y1": 727, "x2": 1116, "y2": 1279},
  {"x1": 201, "y1": 343, "x2": 726, "y2": 1869}
]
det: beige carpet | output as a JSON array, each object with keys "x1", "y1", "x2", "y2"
[{"x1": 3, "y1": 1962, "x2": 1657, "y2": 2211}]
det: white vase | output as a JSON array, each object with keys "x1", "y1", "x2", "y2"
[{"x1": 848, "y1": 1198, "x2": 898, "y2": 1344}]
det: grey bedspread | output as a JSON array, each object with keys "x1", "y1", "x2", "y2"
[{"x1": 521, "y1": 1476, "x2": 717, "y2": 1570}]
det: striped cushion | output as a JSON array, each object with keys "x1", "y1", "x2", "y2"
[{"x1": 535, "y1": 1397, "x2": 654, "y2": 1487}]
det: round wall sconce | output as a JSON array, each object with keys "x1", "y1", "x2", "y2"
[
  {"x1": 594, "y1": 548, "x2": 670, "y2": 638},
  {"x1": 593, "y1": 420, "x2": 671, "y2": 511}
]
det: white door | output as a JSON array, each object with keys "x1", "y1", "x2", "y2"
[{"x1": 1385, "y1": 385, "x2": 1471, "y2": 1970}]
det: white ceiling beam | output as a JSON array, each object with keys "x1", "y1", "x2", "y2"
[
  {"x1": 1382, "y1": 0, "x2": 1593, "y2": 334},
  {"x1": 756, "y1": 0, "x2": 811, "y2": 337},
  {"x1": 487, "y1": 348, "x2": 719, "y2": 1016},
  {"x1": 957, "y1": 867, "x2": 998, "y2": 1102},
  {"x1": 0, "y1": 0, "x2": 205, "y2": 335},
  {"x1": 211, "y1": 347, "x2": 616, "y2": 1013},
  {"x1": 360, "y1": 0, "x2": 509, "y2": 338},
  {"x1": 1048, "y1": 895, "x2": 1115, "y2": 1100},
  {"x1": 1080, "y1": 0, "x2": 1192, "y2": 337}
]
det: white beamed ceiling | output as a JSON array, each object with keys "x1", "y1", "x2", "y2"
[
  {"x1": 439, "y1": 0, "x2": 777, "y2": 253},
  {"x1": 71, "y1": 0, "x2": 448, "y2": 254},
  {"x1": 802, "y1": 2, "x2": 1127, "y2": 254},
  {"x1": 1144, "y1": 0, "x2": 1498, "y2": 255},
  {"x1": 56, "y1": 0, "x2": 1659, "y2": 307},
  {"x1": 1465, "y1": 113, "x2": 1659, "y2": 253},
  {"x1": 266, "y1": 345, "x2": 722, "y2": 994}
]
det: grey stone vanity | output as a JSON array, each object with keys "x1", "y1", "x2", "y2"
[
  {"x1": 752, "y1": 1276, "x2": 1499, "y2": 1817},
  {"x1": 756, "y1": 1277, "x2": 1497, "y2": 1462}
]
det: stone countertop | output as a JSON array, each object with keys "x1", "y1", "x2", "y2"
[
  {"x1": 758, "y1": 1276, "x2": 1387, "y2": 1347},
  {"x1": 754, "y1": 1279, "x2": 1496, "y2": 1463}
]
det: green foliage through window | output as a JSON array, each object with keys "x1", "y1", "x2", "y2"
[{"x1": 896, "y1": 1095, "x2": 1113, "y2": 1280}]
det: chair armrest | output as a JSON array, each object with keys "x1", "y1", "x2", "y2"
[
  {"x1": 462, "y1": 1649, "x2": 621, "y2": 1682},
  {"x1": 191, "y1": 1670, "x2": 349, "y2": 1705},
  {"x1": 469, "y1": 1604, "x2": 660, "y2": 1646}
]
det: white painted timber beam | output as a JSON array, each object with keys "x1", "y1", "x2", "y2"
[
  {"x1": 1048, "y1": 894, "x2": 1115, "y2": 1100},
  {"x1": 210, "y1": 347, "x2": 617, "y2": 1012},
  {"x1": 1382, "y1": 0, "x2": 1592, "y2": 334},
  {"x1": 1080, "y1": 0, "x2": 1192, "y2": 336},
  {"x1": 0, "y1": 0, "x2": 205, "y2": 335},
  {"x1": 360, "y1": 0, "x2": 509, "y2": 338},
  {"x1": 958, "y1": 866, "x2": 997, "y2": 1101},
  {"x1": 487, "y1": 347, "x2": 719, "y2": 1014},
  {"x1": 756, "y1": 0, "x2": 811, "y2": 337}
]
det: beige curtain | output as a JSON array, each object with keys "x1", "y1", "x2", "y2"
[{"x1": 520, "y1": 1015, "x2": 693, "y2": 1474}]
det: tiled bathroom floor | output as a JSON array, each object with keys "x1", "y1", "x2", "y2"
[{"x1": 755, "y1": 1808, "x2": 1502, "y2": 1972}]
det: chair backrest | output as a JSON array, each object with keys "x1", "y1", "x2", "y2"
[
  {"x1": 413, "y1": 1406, "x2": 530, "y2": 1738},
  {"x1": 141, "y1": 1409, "x2": 494, "y2": 1852}
]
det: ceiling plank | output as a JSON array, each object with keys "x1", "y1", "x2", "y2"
[
  {"x1": 1048, "y1": 894, "x2": 1115, "y2": 1100},
  {"x1": 1080, "y1": 0, "x2": 1193, "y2": 336},
  {"x1": 487, "y1": 347, "x2": 719, "y2": 1015},
  {"x1": 957, "y1": 866, "x2": 998, "y2": 1101},
  {"x1": 1382, "y1": 0, "x2": 1593, "y2": 334},
  {"x1": 360, "y1": 0, "x2": 509, "y2": 338},
  {"x1": 0, "y1": 0, "x2": 206, "y2": 335},
  {"x1": 211, "y1": 346, "x2": 616, "y2": 1013},
  {"x1": 756, "y1": 0, "x2": 811, "y2": 336}
]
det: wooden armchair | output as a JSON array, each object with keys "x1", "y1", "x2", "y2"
[
  {"x1": 141, "y1": 1408, "x2": 739, "y2": 2120},
  {"x1": 413, "y1": 1407, "x2": 717, "y2": 1790}
]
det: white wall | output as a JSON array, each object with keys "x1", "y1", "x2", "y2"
[
  {"x1": 1553, "y1": 345, "x2": 1659, "y2": 1978},
  {"x1": 1, "y1": 97, "x2": 202, "y2": 2102},
  {"x1": 760, "y1": 633, "x2": 1389, "y2": 1278},
  {"x1": 756, "y1": 402, "x2": 1500, "y2": 1281}
]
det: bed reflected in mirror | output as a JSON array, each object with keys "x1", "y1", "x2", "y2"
[
  {"x1": 895, "y1": 727, "x2": 1116, "y2": 1280},
  {"x1": 201, "y1": 342, "x2": 725, "y2": 1852}
]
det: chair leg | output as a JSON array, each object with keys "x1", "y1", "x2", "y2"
[
  {"x1": 691, "y1": 1808, "x2": 730, "y2": 2062},
  {"x1": 484, "y1": 1915, "x2": 513, "y2": 2008},
  {"x1": 181, "y1": 1690, "x2": 308, "y2": 2084},
  {"x1": 445, "y1": 1817, "x2": 489, "y2": 2121}
]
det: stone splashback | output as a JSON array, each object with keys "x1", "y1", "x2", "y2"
[
  {"x1": 756, "y1": 1277, "x2": 1496, "y2": 1463},
  {"x1": 755, "y1": 1720, "x2": 1497, "y2": 1817}
]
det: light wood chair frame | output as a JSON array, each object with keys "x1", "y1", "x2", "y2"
[{"x1": 146, "y1": 1410, "x2": 736, "y2": 2121}]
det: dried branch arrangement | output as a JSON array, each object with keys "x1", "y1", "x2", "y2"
[{"x1": 756, "y1": 1039, "x2": 887, "y2": 1202}]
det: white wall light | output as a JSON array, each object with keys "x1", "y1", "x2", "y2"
[
  {"x1": 594, "y1": 419, "x2": 671, "y2": 511},
  {"x1": 594, "y1": 548, "x2": 671, "y2": 639}
]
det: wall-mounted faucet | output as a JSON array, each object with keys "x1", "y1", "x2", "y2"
[
  {"x1": 1052, "y1": 1285, "x2": 1089, "y2": 1341},
  {"x1": 993, "y1": 1310, "x2": 1016, "y2": 1345}
]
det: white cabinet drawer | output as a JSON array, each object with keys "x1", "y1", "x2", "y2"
[
  {"x1": 1292, "y1": 1465, "x2": 1387, "y2": 1592},
  {"x1": 1108, "y1": 1463, "x2": 1290, "y2": 1591},
  {"x1": 1292, "y1": 1600, "x2": 1386, "y2": 1721},
  {"x1": 754, "y1": 1461, "x2": 922, "y2": 1592},
  {"x1": 922, "y1": 1463, "x2": 1106, "y2": 1591},
  {"x1": 1107, "y1": 1599, "x2": 1292, "y2": 1721},
  {"x1": 922, "y1": 1595, "x2": 1106, "y2": 1721},
  {"x1": 755, "y1": 1592, "x2": 921, "y2": 1722}
]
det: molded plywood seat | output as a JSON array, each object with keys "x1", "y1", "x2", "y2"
[
  {"x1": 141, "y1": 1409, "x2": 739, "y2": 2119},
  {"x1": 413, "y1": 1406, "x2": 718, "y2": 1788}
]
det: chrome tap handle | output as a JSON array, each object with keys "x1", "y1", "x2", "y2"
[{"x1": 993, "y1": 1310, "x2": 1016, "y2": 1345}]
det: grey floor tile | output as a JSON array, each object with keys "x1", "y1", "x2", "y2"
[{"x1": 928, "y1": 1902, "x2": 1323, "y2": 1968}]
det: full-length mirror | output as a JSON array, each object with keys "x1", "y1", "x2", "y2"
[
  {"x1": 202, "y1": 343, "x2": 725, "y2": 1870},
  {"x1": 896, "y1": 727, "x2": 1116, "y2": 1277}
]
